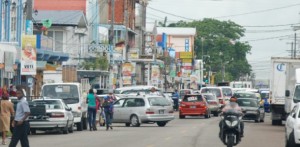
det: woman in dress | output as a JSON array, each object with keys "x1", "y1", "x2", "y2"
[{"x1": 0, "y1": 94, "x2": 14, "y2": 145}]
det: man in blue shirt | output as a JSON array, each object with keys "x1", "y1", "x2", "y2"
[
  {"x1": 9, "y1": 89, "x2": 30, "y2": 147},
  {"x1": 172, "y1": 90, "x2": 179, "y2": 111}
]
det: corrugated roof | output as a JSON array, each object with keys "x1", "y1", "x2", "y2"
[
  {"x1": 156, "y1": 27, "x2": 196, "y2": 36},
  {"x1": 33, "y1": 10, "x2": 87, "y2": 28}
]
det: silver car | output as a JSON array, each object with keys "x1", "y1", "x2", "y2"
[
  {"x1": 29, "y1": 99, "x2": 74, "y2": 134},
  {"x1": 202, "y1": 93, "x2": 220, "y2": 117},
  {"x1": 112, "y1": 95, "x2": 175, "y2": 127}
]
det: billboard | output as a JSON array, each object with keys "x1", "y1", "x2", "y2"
[{"x1": 21, "y1": 35, "x2": 37, "y2": 75}]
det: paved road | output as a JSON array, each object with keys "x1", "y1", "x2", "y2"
[{"x1": 13, "y1": 113, "x2": 284, "y2": 147}]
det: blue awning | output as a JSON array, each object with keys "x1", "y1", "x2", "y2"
[{"x1": 36, "y1": 49, "x2": 69, "y2": 62}]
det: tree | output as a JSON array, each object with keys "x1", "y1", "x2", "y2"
[
  {"x1": 80, "y1": 53, "x2": 109, "y2": 70},
  {"x1": 170, "y1": 18, "x2": 252, "y2": 83}
]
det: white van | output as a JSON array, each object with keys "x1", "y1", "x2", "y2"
[
  {"x1": 41, "y1": 83, "x2": 88, "y2": 131},
  {"x1": 114, "y1": 86, "x2": 162, "y2": 95}
]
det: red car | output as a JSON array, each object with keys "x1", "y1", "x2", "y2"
[{"x1": 179, "y1": 94, "x2": 210, "y2": 119}]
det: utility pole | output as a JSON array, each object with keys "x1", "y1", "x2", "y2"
[
  {"x1": 124, "y1": 0, "x2": 129, "y2": 62},
  {"x1": 294, "y1": 33, "x2": 297, "y2": 58},
  {"x1": 109, "y1": 0, "x2": 115, "y2": 88}
]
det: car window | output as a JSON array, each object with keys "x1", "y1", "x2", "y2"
[
  {"x1": 203, "y1": 95, "x2": 215, "y2": 101},
  {"x1": 114, "y1": 99, "x2": 125, "y2": 107},
  {"x1": 124, "y1": 99, "x2": 137, "y2": 107},
  {"x1": 183, "y1": 95, "x2": 203, "y2": 102},
  {"x1": 222, "y1": 88, "x2": 232, "y2": 97},
  {"x1": 148, "y1": 97, "x2": 171, "y2": 106},
  {"x1": 237, "y1": 99, "x2": 258, "y2": 107},
  {"x1": 34, "y1": 100, "x2": 63, "y2": 109},
  {"x1": 201, "y1": 88, "x2": 221, "y2": 97},
  {"x1": 234, "y1": 93, "x2": 256, "y2": 98}
]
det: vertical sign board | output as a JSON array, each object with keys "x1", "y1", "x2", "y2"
[
  {"x1": 151, "y1": 65, "x2": 160, "y2": 85},
  {"x1": 185, "y1": 39, "x2": 189, "y2": 52},
  {"x1": 21, "y1": 35, "x2": 37, "y2": 75},
  {"x1": 26, "y1": 20, "x2": 33, "y2": 35}
]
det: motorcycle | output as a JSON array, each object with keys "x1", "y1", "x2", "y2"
[{"x1": 219, "y1": 109, "x2": 242, "y2": 147}]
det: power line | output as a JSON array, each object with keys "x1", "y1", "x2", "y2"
[
  {"x1": 243, "y1": 23, "x2": 300, "y2": 28},
  {"x1": 213, "y1": 3, "x2": 300, "y2": 19},
  {"x1": 147, "y1": 7, "x2": 194, "y2": 21},
  {"x1": 243, "y1": 34, "x2": 296, "y2": 42}
]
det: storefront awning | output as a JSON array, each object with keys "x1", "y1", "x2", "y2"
[{"x1": 36, "y1": 49, "x2": 69, "y2": 62}]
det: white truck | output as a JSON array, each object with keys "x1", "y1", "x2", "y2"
[
  {"x1": 41, "y1": 83, "x2": 89, "y2": 131},
  {"x1": 270, "y1": 57, "x2": 300, "y2": 125}
]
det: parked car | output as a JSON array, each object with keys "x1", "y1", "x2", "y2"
[
  {"x1": 179, "y1": 94, "x2": 210, "y2": 119},
  {"x1": 285, "y1": 103, "x2": 300, "y2": 147},
  {"x1": 202, "y1": 93, "x2": 220, "y2": 116},
  {"x1": 237, "y1": 98, "x2": 265, "y2": 123},
  {"x1": 29, "y1": 99, "x2": 74, "y2": 134},
  {"x1": 200, "y1": 87, "x2": 226, "y2": 106},
  {"x1": 112, "y1": 95, "x2": 174, "y2": 127}
]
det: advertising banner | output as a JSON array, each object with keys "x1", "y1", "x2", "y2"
[
  {"x1": 122, "y1": 63, "x2": 132, "y2": 76},
  {"x1": 151, "y1": 65, "x2": 160, "y2": 85},
  {"x1": 179, "y1": 52, "x2": 192, "y2": 59},
  {"x1": 21, "y1": 35, "x2": 37, "y2": 75},
  {"x1": 122, "y1": 76, "x2": 132, "y2": 85},
  {"x1": 190, "y1": 75, "x2": 198, "y2": 90}
]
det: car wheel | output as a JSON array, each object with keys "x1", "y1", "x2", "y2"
[
  {"x1": 157, "y1": 121, "x2": 167, "y2": 127},
  {"x1": 288, "y1": 130, "x2": 297, "y2": 147},
  {"x1": 30, "y1": 129, "x2": 36, "y2": 135},
  {"x1": 76, "y1": 121, "x2": 83, "y2": 131},
  {"x1": 255, "y1": 113, "x2": 260, "y2": 123},
  {"x1": 213, "y1": 111, "x2": 218, "y2": 117},
  {"x1": 125, "y1": 123, "x2": 131, "y2": 127},
  {"x1": 130, "y1": 115, "x2": 140, "y2": 127},
  {"x1": 179, "y1": 115, "x2": 185, "y2": 119},
  {"x1": 82, "y1": 117, "x2": 88, "y2": 130}
]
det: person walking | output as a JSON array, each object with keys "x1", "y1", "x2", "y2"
[
  {"x1": 86, "y1": 89, "x2": 97, "y2": 131},
  {"x1": 9, "y1": 89, "x2": 30, "y2": 147},
  {"x1": 0, "y1": 93, "x2": 14, "y2": 145},
  {"x1": 102, "y1": 94, "x2": 115, "y2": 131}
]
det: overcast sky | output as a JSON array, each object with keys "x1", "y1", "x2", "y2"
[{"x1": 146, "y1": 0, "x2": 300, "y2": 80}]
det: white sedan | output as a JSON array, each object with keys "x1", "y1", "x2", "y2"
[{"x1": 286, "y1": 103, "x2": 300, "y2": 147}]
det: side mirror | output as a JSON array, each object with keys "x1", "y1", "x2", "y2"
[
  {"x1": 293, "y1": 113, "x2": 296, "y2": 118},
  {"x1": 285, "y1": 90, "x2": 290, "y2": 97},
  {"x1": 66, "y1": 107, "x2": 72, "y2": 111}
]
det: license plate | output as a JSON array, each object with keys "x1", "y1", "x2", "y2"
[
  {"x1": 190, "y1": 106, "x2": 196, "y2": 108},
  {"x1": 159, "y1": 110, "x2": 164, "y2": 114}
]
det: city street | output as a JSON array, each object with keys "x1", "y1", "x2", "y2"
[{"x1": 18, "y1": 113, "x2": 284, "y2": 147}]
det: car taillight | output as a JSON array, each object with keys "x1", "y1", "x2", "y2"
[
  {"x1": 146, "y1": 109, "x2": 154, "y2": 114},
  {"x1": 219, "y1": 99, "x2": 224, "y2": 104},
  {"x1": 51, "y1": 112, "x2": 64, "y2": 118}
]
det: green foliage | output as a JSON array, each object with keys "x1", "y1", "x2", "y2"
[
  {"x1": 80, "y1": 53, "x2": 109, "y2": 70},
  {"x1": 169, "y1": 18, "x2": 252, "y2": 82}
]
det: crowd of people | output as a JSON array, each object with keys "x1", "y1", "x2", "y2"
[{"x1": 86, "y1": 89, "x2": 117, "y2": 131}]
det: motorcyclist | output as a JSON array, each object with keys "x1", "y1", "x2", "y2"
[{"x1": 219, "y1": 96, "x2": 244, "y2": 137}]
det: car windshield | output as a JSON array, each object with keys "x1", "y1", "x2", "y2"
[
  {"x1": 203, "y1": 95, "x2": 215, "y2": 101},
  {"x1": 222, "y1": 88, "x2": 233, "y2": 97},
  {"x1": 183, "y1": 95, "x2": 203, "y2": 102},
  {"x1": 237, "y1": 99, "x2": 258, "y2": 107},
  {"x1": 201, "y1": 88, "x2": 221, "y2": 97},
  {"x1": 34, "y1": 100, "x2": 63, "y2": 110},
  {"x1": 148, "y1": 97, "x2": 170, "y2": 106},
  {"x1": 42, "y1": 85, "x2": 79, "y2": 104}
]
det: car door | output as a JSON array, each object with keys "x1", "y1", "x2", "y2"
[
  {"x1": 113, "y1": 98, "x2": 126, "y2": 122},
  {"x1": 286, "y1": 105, "x2": 298, "y2": 136},
  {"x1": 121, "y1": 98, "x2": 137, "y2": 122}
]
